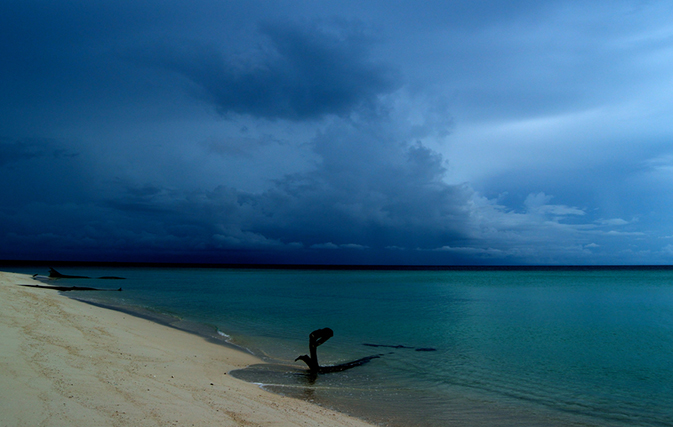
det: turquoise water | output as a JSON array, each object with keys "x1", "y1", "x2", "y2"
[{"x1": 9, "y1": 266, "x2": 673, "y2": 426}]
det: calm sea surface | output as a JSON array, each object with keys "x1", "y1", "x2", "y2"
[{"x1": 8, "y1": 266, "x2": 673, "y2": 426}]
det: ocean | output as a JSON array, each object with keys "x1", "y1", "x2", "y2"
[{"x1": 7, "y1": 265, "x2": 673, "y2": 426}]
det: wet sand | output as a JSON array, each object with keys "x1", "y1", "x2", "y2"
[{"x1": 0, "y1": 271, "x2": 375, "y2": 427}]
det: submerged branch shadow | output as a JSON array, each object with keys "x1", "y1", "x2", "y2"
[{"x1": 295, "y1": 328, "x2": 381, "y2": 384}]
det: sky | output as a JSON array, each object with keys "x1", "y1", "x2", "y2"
[{"x1": 2, "y1": 0, "x2": 673, "y2": 265}]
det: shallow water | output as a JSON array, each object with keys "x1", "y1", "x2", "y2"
[{"x1": 8, "y1": 266, "x2": 673, "y2": 426}]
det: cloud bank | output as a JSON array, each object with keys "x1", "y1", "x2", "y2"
[
  {"x1": 141, "y1": 20, "x2": 399, "y2": 121},
  {"x1": 2, "y1": 1, "x2": 673, "y2": 264}
]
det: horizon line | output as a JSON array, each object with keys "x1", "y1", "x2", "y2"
[{"x1": 2, "y1": 260, "x2": 672, "y2": 271}]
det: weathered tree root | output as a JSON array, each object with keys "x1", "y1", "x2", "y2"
[{"x1": 295, "y1": 328, "x2": 380, "y2": 374}]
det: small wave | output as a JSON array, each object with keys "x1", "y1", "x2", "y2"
[{"x1": 217, "y1": 329, "x2": 232, "y2": 340}]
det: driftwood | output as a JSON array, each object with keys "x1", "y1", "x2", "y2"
[
  {"x1": 295, "y1": 328, "x2": 380, "y2": 375},
  {"x1": 48, "y1": 268, "x2": 90, "y2": 279},
  {"x1": 364, "y1": 343, "x2": 437, "y2": 352},
  {"x1": 46, "y1": 268, "x2": 125, "y2": 280}
]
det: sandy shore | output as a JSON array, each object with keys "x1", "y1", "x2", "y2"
[{"x1": 0, "y1": 271, "x2": 374, "y2": 427}]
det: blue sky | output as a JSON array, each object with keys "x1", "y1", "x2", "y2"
[{"x1": 2, "y1": 0, "x2": 673, "y2": 264}]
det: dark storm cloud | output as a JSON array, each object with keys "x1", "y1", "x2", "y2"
[
  {"x1": 0, "y1": 106, "x2": 475, "y2": 263},
  {"x1": 0, "y1": 138, "x2": 48, "y2": 166},
  {"x1": 2, "y1": 0, "x2": 673, "y2": 264},
  {"x1": 0, "y1": 138, "x2": 78, "y2": 167},
  {"x1": 248, "y1": 118, "x2": 472, "y2": 249},
  {"x1": 148, "y1": 20, "x2": 400, "y2": 120},
  {"x1": 94, "y1": 112, "x2": 472, "y2": 253}
]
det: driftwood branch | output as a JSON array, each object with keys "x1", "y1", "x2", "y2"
[
  {"x1": 41, "y1": 268, "x2": 125, "y2": 280},
  {"x1": 25, "y1": 268, "x2": 124, "y2": 291},
  {"x1": 295, "y1": 328, "x2": 380, "y2": 374},
  {"x1": 48, "y1": 268, "x2": 90, "y2": 279}
]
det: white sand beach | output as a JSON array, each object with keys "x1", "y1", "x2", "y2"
[{"x1": 0, "y1": 271, "x2": 374, "y2": 427}]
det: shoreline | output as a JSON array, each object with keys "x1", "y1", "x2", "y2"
[{"x1": 0, "y1": 271, "x2": 375, "y2": 427}]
